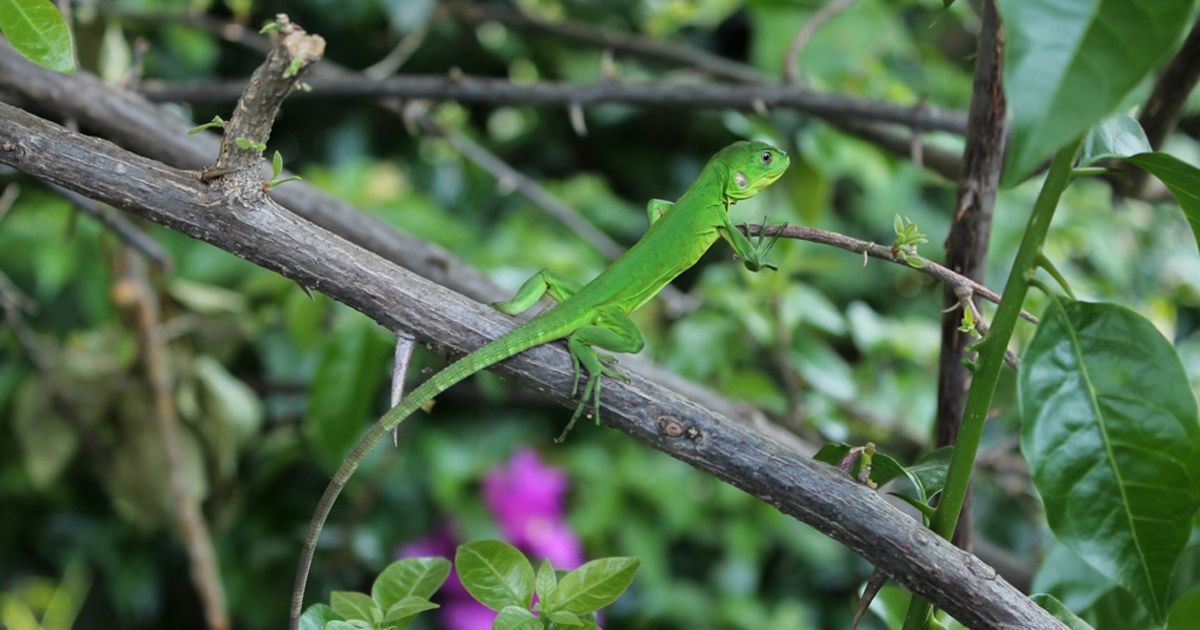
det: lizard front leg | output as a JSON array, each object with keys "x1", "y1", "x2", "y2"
[
  {"x1": 716, "y1": 209, "x2": 786, "y2": 272},
  {"x1": 561, "y1": 306, "x2": 644, "y2": 442},
  {"x1": 492, "y1": 268, "x2": 582, "y2": 315}
]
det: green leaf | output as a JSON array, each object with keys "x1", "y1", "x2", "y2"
[
  {"x1": 492, "y1": 606, "x2": 541, "y2": 630},
  {"x1": 906, "y1": 446, "x2": 953, "y2": 502},
  {"x1": 1080, "y1": 114, "x2": 1151, "y2": 166},
  {"x1": 999, "y1": 0, "x2": 1194, "y2": 185},
  {"x1": 535, "y1": 559, "x2": 557, "y2": 606},
  {"x1": 12, "y1": 376, "x2": 79, "y2": 488},
  {"x1": 455, "y1": 540, "x2": 535, "y2": 612},
  {"x1": 187, "y1": 115, "x2": 225, "y2": 135},
  {"x1": 1019, "y1": 300, "x2": 1200, "y2": 623},
  {"x1": 813, "y1": 442, "x2": 910, "y2": 489},
  {"x1": 381, "y1": 595, "x2": 438, "y2": 623},
  {"x1": 1030, "y1": 593, "x2": 1095, "y2": 630},
  {"x1": 0, "y1": 0, "x2": 74, "y2": 73},
  {"x1": 326, "y1": 621, "x2": 372, "y2": 630},
  {"x1": 299, "y1": 603, "x2": 343, "y2": 630},
  {"x1": 1125, "y1": 152, "x2": 1200, "y2": 253},
  {"x1": 889, "y1": 492, "x2": 935, "y2": 519},
  {"x1": 547, "y1": 610, "x2": 583, "y2": 625},
  {"x1": 273, "y1": 150, "x2": 284, "y2": 179},
  {"x1": 1168, "y1": 587, "x2": 1200, "y2": 630},
  {"x1": 543, "y1": 557, "x2": 638, "y2": 615},
  {"x1": 330, "y1": 591, "x2": 380, "y2": 623},
  {"x1": 372, "y1": 557, "x2": 451, "y2": 608},
  {"x1": 306, "y1": 320, "x2": 390, "y2": 470}
]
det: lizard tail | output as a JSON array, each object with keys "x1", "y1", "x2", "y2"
[{"x1": 288, "y1": 316, "x2": 574, "y2": 629}]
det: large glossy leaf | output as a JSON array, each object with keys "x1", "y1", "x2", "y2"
[
  {"x1": 0, "y1": 0, "x2": 74, "y2": 72},
  {"x1": 1076, "y1": 115, "x2": 1200, "y2": 252},
  {"x1": 1079, "y1": 114, "x2": 1151, "y2": 166},
  {"x1": 372, "y1": 557, "x2": 451, "y2": 609},
  {"x1": 999, "y1": 0, "x2": 1194, "y2": 185},
  {"x1": 1126, "y1": 153, "x2": 1200, "y2": 253},
  {"x1": 1168, "y1": 587, "x2": 1200, "y2": 630},
  {"x1": 455, "y1": 540, "x2": 535, "y2": 612},
  {"x1": 542, "y1": 557, "x2": 639, "y2": 615},
  {"x1": 1019, "y1": 300, "x2": 1200, "y2": 623}
]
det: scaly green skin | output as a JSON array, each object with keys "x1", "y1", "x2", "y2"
[{"x1": 289, "y1": 141, "x2": 790, "y2": 627}]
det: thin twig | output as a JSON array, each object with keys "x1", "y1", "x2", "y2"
[
  {"x1": 51, "y1": 184, "x2": 172, "y2": 270},
  {"x1": 141, "y1": 75, "x2": 968, "y2": 134},
  {"x1": 744, "y1": 224, "x2": 1037, "y2": 324},
  {"x1": 116, "y1": 250, "x2": 228, "y2": 630},
  {"x1": 782, "y1": 0, "x2": 856, "y2": 84},
  {"x1": 435, "y1": 0, "x2": 967, "y2": 177},
  {"x1": 363, "y1": 24, "x2": 429, "y2": 80},
  {"x1": 204, "y1": 14, "x2": 324, "y2": 179}
]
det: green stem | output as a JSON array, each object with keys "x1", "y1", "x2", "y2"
[
  {"x1": 1036, "y1": 253, "x2": 1077, "y2": 300},
  {"x1": 900, "y1": 139, "x2": 1082, "y2": 629},
  {"x1": 1069, "y1": 166, "x2": 1110, "y2": 178}
]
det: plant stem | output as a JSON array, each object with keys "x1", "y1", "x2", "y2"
[{"x1": 901, "y1": 138, "x2": 1082, "y2": 629}]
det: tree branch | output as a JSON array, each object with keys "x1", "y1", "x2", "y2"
[
  {"x1": 934, "y1": 0, "x2": 1007, "y2": 550},
  {"x1": 745, "y1": 224, "x2": 1036, "y2": 324},
  {"x1": 782, "y1": 0, "x2": 856, "y2": 84},
  {"x1": 138, "y1": 75, "x2": 968, "y2": 134},
  {"x1": 0, "y1": 41, "x2": 502, "y2": 304},
  {"x1": 0, "y1": 39, "x2": 798, "y2": 463},
  {"x1": 204, "y1": 14, "x2": 324, "y2": 179},
  {"x1": 116, "y1": 249, "x2": 228, "y2": 630},
  {"x1": 1138, "y1": 15, "x2": 1200, "y2": 152},
  {"x1": 0, "y1": 103, "x2": 1062, "y2": 629},
  {"x1": 437, "y1": 0, "x2": 967, "y2": 177}
]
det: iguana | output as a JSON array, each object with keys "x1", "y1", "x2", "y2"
[{"x1": 290, "y1": 140, "x2": 790, "y2": 627}]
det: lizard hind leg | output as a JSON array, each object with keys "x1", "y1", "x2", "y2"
[
  {"x1": 492, "y1": 269, "x2": 582, "y2": 315},
  {"x1": 558, "y1": 306, "x2": 644, "y2": 442}
]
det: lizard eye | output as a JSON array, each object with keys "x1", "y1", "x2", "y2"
[{"x1": 760, "y1": 151, "x2": 773, "y2": 165}]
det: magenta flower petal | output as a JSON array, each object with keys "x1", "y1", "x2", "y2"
[
  {"x1": 484, "y1": 448, "x2": 569, "y2": 531},
  {"x1": 441, "y1": 596, "x2": 496, "y2": 630}
]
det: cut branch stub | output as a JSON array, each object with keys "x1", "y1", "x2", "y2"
[{"x1": 207, "y1": 14, "x2": 324, "y2": 180}]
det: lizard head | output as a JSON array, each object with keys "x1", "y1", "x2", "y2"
[{"x1": 718, "y1": 140, "x2": 790, "y2": 201}]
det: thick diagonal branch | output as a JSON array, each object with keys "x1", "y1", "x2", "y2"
[{"x1": 0, "y1": 103, "x2": 1062, "y2": 630}]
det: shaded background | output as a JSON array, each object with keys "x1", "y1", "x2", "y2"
[{"x1": 2, "y1": 0, "x2": 1199, "y2": 628}]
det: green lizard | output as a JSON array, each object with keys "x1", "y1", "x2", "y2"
[{"x1": 289, "y1": 140, "x2": 790, "y2": 627}]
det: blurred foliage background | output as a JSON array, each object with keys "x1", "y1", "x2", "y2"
[{"x1": 2, "y1": 0, "x2": 1199, "y2": 628}]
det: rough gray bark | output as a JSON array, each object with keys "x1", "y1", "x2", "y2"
[
  {"x1": 935, "y1": 0, "x2": 1008, "y2": 549},
  {"x1": 0, "y1": 103, "x2": 1062, "y2": 630}
]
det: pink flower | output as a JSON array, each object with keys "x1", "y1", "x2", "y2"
[
  {"x1": 483, "y1": 448, "x2": 583, "y2": 569},
  {"x1": 397, "y1": 448, "x2": 587, "y2": 628}
]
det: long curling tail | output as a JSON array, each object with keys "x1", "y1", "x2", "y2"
[{"x1": 288, "y1": 317, "x2": 572, "y2": 628}]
